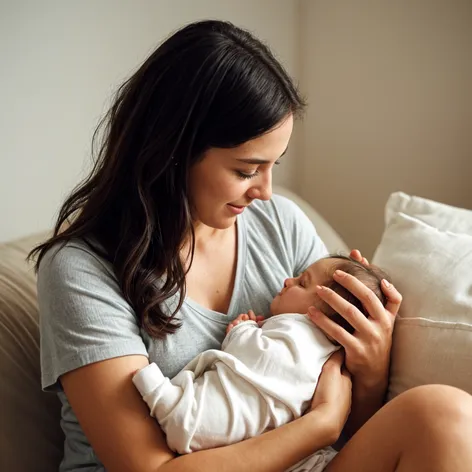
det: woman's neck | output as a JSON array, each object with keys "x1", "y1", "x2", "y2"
[
  {"x1": 193, "y1": 220, "x2": 235, "y2": 245},
  {"x1": 181, "y1": 221, "x2": 237, "y2": 266}
]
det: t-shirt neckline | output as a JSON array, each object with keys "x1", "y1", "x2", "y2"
[{"x1": 184, "y1": 213, "x2": 248, "y2": 321}]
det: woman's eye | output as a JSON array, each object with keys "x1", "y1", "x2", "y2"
[{"x1": 236, "y1": 170, "x2": 259, "y2": 180}]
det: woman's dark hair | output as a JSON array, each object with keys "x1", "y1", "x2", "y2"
[{"x1": 28, "y1": 20, "x2": 306, "y2": 338}]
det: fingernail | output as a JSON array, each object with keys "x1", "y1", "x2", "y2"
[
  {"x1": 383, "y1": 279, "x2": 391, "y2": 288},
  {"x1": 334, "y1": 270, "x2": 345, "y2": 277},
  {"x1": 316, "y1": 285, "x2": 324, "y2": 292}
]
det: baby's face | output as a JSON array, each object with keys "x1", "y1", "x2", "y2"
[{"x1": 270, "y1": 258, "x2": 336, "y2": 316}]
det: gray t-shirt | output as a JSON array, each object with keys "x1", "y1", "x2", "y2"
[{"x1": 38, "y1": 194, "x2": 328, "y2": 471}]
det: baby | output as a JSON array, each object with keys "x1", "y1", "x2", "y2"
[{"x1": 133, "y1": 255, "x2": 390, "y2": 469}]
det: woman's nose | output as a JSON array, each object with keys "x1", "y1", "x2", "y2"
[
  {"x1": 258, "y1": 177, "x2": 272, "y2": 201},
  {"x1": 246, "y1": 172, "x2": 272, "y2": 202}
]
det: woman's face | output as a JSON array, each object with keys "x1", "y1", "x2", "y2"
[{"x1": 189, "y1": 114, "x2": 294, "y2": 230}]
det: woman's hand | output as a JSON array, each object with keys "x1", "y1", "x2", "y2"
[
  {"x1": 307, "y1": 350, "x2": 352, "y2": 442},
  {"x1": 307, "y1": 249, "x2": 402, "y2": 390}
]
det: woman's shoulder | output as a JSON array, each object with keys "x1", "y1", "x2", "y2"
[
  {"x1": 244, "y1": 194, "x2": 327, "y2": 274},
  {"x1": 249, "y1": 193, "x2": 302, "y2": 217},
  {"x1": 38, "y1": 237, "x2": 114, "y2": 282},
  {"x1": 245, "y1": 193, "x2": 315, "y2": 235},
  {"x1": 245, "y1": 193, "x2": 306, "y2": 223},
  {"x1": 37, "y1": 237, "x2": 123, "y2": 311},
  {"x1": 37, "y1": 237, "x2": 146, "y2": 392}
]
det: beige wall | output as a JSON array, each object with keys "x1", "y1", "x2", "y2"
[
  {"x1": 0, "y1": 0, "x2": 300, "y2": 242},
  {"x1": 3, "y1": 1, "x2": 471, "y2": 251},
  {"x1": 298, "y1": 0, "x2": 472, "y2": 256}
]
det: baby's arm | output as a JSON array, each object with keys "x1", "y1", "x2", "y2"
[
  {"x1": 133, "y1": 348, "x2": 259, "y2": 454},
  {"x1": 222, "y1": 316, "x2": 281, "y2": 375},
  {"x1": 133, "y1": 363, "x2": 207, "y2": 454},
  {"x1": 132, "y1": 364, "x2": 184, "y2": 423}
]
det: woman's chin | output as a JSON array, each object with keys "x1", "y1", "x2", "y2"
[{"x1": 196, "y1": 214, "x2": 237, "y2": 231}]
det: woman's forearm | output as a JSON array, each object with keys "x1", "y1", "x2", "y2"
[
  {"x1": 158, "y1": 410, "x2": 336, "y2": 472},
  {"x1": 342, "y1": 377, "x2": 388, "y2": 441}
]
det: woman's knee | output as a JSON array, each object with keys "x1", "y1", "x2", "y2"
[{"x1": 390, "y1": 384, "x2": 472, "y2": 432}]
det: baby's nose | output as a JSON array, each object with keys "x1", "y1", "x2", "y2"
[{"x1": 284, "y1": 278, "x2": 294, "y2": 288}]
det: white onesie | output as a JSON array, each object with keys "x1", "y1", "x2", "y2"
[{"x1": 133, "y1": 314, "x2": 338, "y2": 469}]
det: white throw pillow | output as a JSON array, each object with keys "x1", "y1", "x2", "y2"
[
  {"x1": 372, "y1": 193, "x2": 472, "y2": 401},
  {"x1": 385, "y1": 191, "x2": 472, "y2": 234}
]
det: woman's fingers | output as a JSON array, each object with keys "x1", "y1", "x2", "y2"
[
  {"x1": 314, "y1": 284, "x2": 372, "y2": 333},
  {"x1": 324, "y1": 349, "x2": 345, "y2": 369},
  {"x1": 381, "y1": 279, "x2": 402, "y2": 316},
  {"x1": 331, "y1": 270, "x2": 391, "y2": 324},
  {"x1": 309, "y1": 349, "x2": 352, "y2": 433},
  {"x1": 350, "y1": 249, "x2": 362, "y2": 262},
  {"x1": 312, "y1": 350, "x2": 344, "y2": 404},
  {"x1": 341, "y1": 364, "x2": 351, "y2": 379},
  {"x1": 350, "y1": 249, "x2": 369, "y2": 266},
  {"x1": 349, "y1": 249, "x2": 401, "y2": 317},
  {"x1": 307, "y1": 307, "x2": 358, "y2": 350}
]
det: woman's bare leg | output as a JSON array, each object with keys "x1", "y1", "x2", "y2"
[{"x1": 326, "y1": 385, "x2": 472, "y2": 472}]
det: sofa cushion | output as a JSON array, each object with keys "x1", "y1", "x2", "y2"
[
  {"x1": 0, "y1": 233, "x2": 63, "y2": 471},
  {"x1": 372, "y1": 193, "x2": 472, "y2": 401}
]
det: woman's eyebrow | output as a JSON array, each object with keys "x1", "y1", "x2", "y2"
[
  {"x1": 236, "y1": 158, "x2": 271, "y2": 164},
  {"x1": 235, "y1": 147, "x2": 288, "y2": 165}
]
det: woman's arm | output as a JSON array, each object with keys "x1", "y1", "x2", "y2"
[
  {"x1": 307, "y1": 259, "x2": 402, "y2": 439},
  {"x1": 62, "y1": 352, "x2": 350, "y2": 472},
  {"x1": 343, "y1": 377, "x2": 388, "y2": 440},
  {"x1": 160, "y1": 411, "x2": 334, "y2": 472},
  {"x1": 340, "y1": 250, "x2": 398, "y2": 436},
  {"x1": 61, "y1": 355, "x2": 173, "y2": 472}
]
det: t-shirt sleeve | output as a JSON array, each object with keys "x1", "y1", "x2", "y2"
[
  {"x1": 272, "y1": 194, "x2": 328, "y2": 276},
  {"x1": 37, "y1": 242, "x2": 149, "y2": 392}
]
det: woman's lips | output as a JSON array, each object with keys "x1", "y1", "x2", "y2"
[{"x1": 227, "y1": 204, "x2": 246, "y2": 215}]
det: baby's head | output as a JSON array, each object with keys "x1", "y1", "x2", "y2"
[{"x1": 270, "y1": 255, "x2": 392, "y2": 334}]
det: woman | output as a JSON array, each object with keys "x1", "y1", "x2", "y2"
[{"x1": 31, "y1": 20, "x2": 472, "y2": 472}]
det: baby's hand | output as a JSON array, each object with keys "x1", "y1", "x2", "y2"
[
  {"x1": 226, "y1": 313, "x2": 251, "y2": 335},
  {"x1": 226, "y1": 310, "x2": 264, "y2": 335}
]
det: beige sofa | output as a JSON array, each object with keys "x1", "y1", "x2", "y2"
[
  {"x1": 0, "y1": 232, "x2": 63, "y2": 471},
  {"x1": 2, "y1": 189, "x2": 470, "y2": 471}
]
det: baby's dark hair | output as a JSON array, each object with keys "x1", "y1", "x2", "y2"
[{"x1": 316, "y1": 255, "x2": 392, "y2": 334}]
